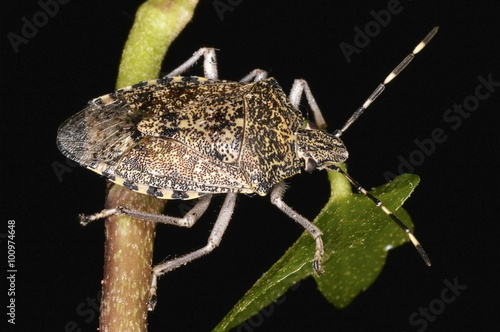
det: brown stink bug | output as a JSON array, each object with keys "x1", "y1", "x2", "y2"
[{"x1": 57, "y1": 27, "x2": 438, "y2": 309}]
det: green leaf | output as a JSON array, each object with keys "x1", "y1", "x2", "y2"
[
  {"x1": 213, "y1": 170, "x2": 420, "y2": 331},
  {"x1": 315, "y1": 171, "x2": 419, "y2": 308}
]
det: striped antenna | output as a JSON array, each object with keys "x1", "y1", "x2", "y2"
[
  {"x1": 334, "y1": 26, "x2": 439, "y2": 138},
  {"x1": 329, "y1": 27, "x2": 439, "y2": 266}
]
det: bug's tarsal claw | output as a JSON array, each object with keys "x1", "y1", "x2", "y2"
[
  {"x1": 79, "y1": 214, "x2": 91, "y2": 226},
  {"x1": 147, "y1": 292, "x2": 157, "y2": 311},
  {"x1": 148, "y1": 273, "x2": 159, "y2": 311},
  {"x1": 79, "y1": 208, "x2": 120, "y2": 226},
  {"x1": 313, "y1": 259, "x2": 325, "y2": 275},
  {"x1": 313, "y1": 236, "x2": 325, "y2": 275}
]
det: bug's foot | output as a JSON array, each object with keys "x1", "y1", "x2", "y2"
[
  {"x1": 79, "y1": 214, "x2": 92, "y2": 226},
  {"x1": 313, "y1": 236, "x2": 325, "y2": 275},
  {"x1": 313, "y1": 259, "x2": 325, "y2": 275},
  {"x1": 148, "y1": 274, "x2": 158, "y2": 311},
  {"x1": 147, "y1": 290, "x2": 158, "y2": 311},
  {"x1": 79, "y1": 208, "x2": 121, "y2": 226}
]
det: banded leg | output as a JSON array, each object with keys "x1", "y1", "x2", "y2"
[
  {"x1": 327, "y1": 165, "x2": 431, "y2": 267},
  {"x1": 148, "y1": 193, "x2": 237, "y2": 310},
  {"x1": 270, "y1": 182, "x2": 325, "y2": 274},
  {"x1": 80, "y1": 195, "x2": 212, "y2": 228}
]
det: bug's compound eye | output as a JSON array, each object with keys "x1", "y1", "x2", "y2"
[
  {"x1": 304, "y1": 156, "x2": 317, "y2": 173},
  {"x1": 303, "y1": 119, "x2": 319, "y2": 130}
]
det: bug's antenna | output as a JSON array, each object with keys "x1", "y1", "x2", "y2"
[
  {"x1": 334, "y1": 26, "x2": 439, "y2": 138},
  {"x1": 327, "y1": 165, "x2": 431, "y2": 267}
]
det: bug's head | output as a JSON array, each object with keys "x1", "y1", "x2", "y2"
[{"x1": 296, "y1": 129, "x2": 349, "y2": 172}]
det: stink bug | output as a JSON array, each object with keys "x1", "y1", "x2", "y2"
[{"x1": 57, "y1": 27, "x2": 438, "y2": 310}]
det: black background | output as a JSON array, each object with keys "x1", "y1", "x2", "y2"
[{"x1": 3, "y1": 1, "x2": 500, "y2": 331}]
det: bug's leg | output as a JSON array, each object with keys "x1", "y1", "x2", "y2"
[
  {"x1": 239, "y1": 69, "x2": 268, "y2": 82},
  {"x1": 270, "y1": 182, "x2": 325, "y2": 275},
  {"x1": 148, "y1": 193, "x2": 237, "y2": 310},
  {"x1": 80, "y1": 195, "x2": 212, "y2": 228},
  {"x1": 166, "y1": 47, "x2": 219, "y2": 80},
  {"x1": 289, "y1": 79, "x2": 327, "y2": 130}
]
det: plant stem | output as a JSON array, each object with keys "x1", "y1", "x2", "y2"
[{"x1": 99, "y1": 1, "x2": 199, "y2": 331}]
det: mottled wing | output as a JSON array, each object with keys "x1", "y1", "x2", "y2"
[
  {"x1": 137, "y1": 78, "x2": 250, "y2": 164},
  {"x1": 57, "y1": 98, "x2": 141, "y2": 172},
  {"x1": 114, "y1": 136, "x2": 252, "y2": 199},
  {"x1": 57, "y1": 76, "x2": 256, "y2": 199}
]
